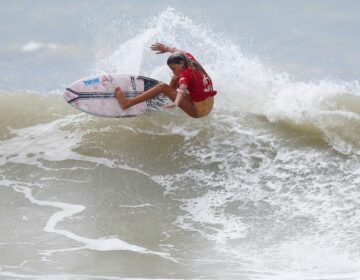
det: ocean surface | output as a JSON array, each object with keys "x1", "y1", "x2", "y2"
[{"x1": 1, "y1": 1, "x2": 360, "y2": 279}]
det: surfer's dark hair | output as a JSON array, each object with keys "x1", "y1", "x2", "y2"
[
  {"x1": 167, "y1": 53, "x2": 189, "y2": 68},
  {"x1": 167, "y1": 53, "x2": 211, "y2": 80}
]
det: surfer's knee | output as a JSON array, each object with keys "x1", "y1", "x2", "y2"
[
  {"x1": 152, "y1": 82, "x2": 166, "y2": 93},
  {"x1": 157, "y1": 82, "x2": 170, "y2": 91},
  {"x1": 157, "y1": 83, "x2": 176, "y2": 96}
]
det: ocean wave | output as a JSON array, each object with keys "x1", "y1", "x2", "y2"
[{"x1": 89, "y1": 8, "x2": 360, "y2": 154}]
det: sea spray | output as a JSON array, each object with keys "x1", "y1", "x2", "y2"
[{"x1": 93, "y1": 8, "x2": 360, "y2": 154}]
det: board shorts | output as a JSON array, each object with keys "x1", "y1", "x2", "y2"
[{"x1": 193, "y1": 96, "x2": 214, "y2": 118}]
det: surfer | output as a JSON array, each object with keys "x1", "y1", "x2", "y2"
[{"x1": 114, "y1": 43, "x2": 217, "y2": 118}]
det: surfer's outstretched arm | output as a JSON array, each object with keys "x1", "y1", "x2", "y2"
[{"x1": 151, "y1": 43, "x2": 185, "y2": 55}]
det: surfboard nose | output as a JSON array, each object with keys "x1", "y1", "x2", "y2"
[{"x1": 63, "y1": 88, "x2": 78, "y2": 103}]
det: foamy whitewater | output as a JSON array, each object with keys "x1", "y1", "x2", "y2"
[{"x1": 1, "y1": 7, "x2": 360, "y2": 280}]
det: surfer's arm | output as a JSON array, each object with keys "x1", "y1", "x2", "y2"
[
  {"x1": 175, "y1": 85, "x2": 187, "y2": 105},
  {"x1": 165, "y1": 46, "x2": 184, "y2": 54},
  {"x1": 164, "y1": 84, "x2": 187, "y2": 109},
  {"x1": 151, "y1": 43, "x2": 185, "y2": 54}
]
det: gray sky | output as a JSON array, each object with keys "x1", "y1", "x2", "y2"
[{"x1": 1, "y1": 0, "x2": 359, "y2": 92}]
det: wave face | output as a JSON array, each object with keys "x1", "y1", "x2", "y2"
[{"x1": 1, "y1": 8, "x2": 360, "y2": 280}]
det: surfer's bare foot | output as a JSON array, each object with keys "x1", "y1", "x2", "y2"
[{"x1": 115, "y1": 87, "x2": 131, "y2": 109}]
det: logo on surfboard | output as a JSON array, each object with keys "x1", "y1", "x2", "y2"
[
  {"x1": 83, "y1": 78, "x2": 100, "y2": 86},
  {"x1": 101, "y1": 75, "x2": 113, "y2": 86},
  {"x1": 130, "y1": 76, "x2": 136, "y2": 90}
]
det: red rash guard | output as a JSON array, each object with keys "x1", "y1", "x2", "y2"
[{"x1": 177, "y1": 53, "x2": 217, "y2": 102}]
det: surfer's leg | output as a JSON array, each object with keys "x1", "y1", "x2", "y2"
[
  {"x1": 115, "y1": 84, "x2": 173, "y2": 109},
  {"x1": 115, "y1": 84, "x2": 198, "y2": 118},
  {"x1": 177, "y1": 93, "x2": 199, "y2": 118}
]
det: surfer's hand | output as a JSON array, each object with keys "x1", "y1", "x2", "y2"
[
  {"x1": 151, "y1": 43, "x2": 169, "y2": 54},
  {"x1": 164, "y1": 102, "x2": 177, "y2": 109}
]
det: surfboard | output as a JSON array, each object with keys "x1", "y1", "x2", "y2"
[{"x1": 63, "y1": 74, "x2": 169, "y2": 118}]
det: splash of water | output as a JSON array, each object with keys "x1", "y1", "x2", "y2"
[{"x1": 93, "y1": 8, "x2": 360, "y2": 154}]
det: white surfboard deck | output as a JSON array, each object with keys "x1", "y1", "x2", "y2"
[{"x1": 63, "y1": 74, "x2": 169, "y2": 118}]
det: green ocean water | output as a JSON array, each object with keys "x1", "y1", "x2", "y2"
[{"x1": 1, "y1": 2, "x2": 360, "y2": 279}]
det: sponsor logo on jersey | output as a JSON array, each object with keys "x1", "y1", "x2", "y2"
[{"x1": 203, "y1": 76, "x2": 210, "y2": 86}]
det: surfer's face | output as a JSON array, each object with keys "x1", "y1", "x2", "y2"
[{"x1": 168, "y1": 62, "x2": 185, "y2": 76}]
